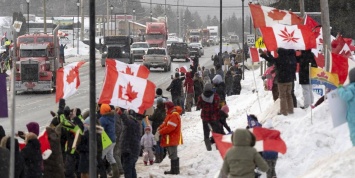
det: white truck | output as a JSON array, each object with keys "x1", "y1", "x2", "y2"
[{"x1": 207, "y1": 26, "x2": 219, "y2": 45}]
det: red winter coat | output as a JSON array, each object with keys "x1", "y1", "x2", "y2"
[
  {"x1": 158, "y1": 106, "x2": 183, "y2": 147},
  {"x1": 184, "y1": 72, "x2": 194, "y2": 94}
]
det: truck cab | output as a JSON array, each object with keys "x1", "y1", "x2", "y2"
[
  {"x1": 168, "y1": 42, "x2": 189, "y2": 62},
  {"x1": 100, "y1": 36, "x2": 133, "y2": 67}
]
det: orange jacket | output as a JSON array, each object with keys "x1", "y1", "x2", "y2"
[{"x1": 158, "y1": 106, "x2": 183, "y2": 147}]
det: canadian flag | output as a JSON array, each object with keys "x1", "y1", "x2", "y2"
[
  {"x1": 249, "y1": 4, "x2": 303, "y2": 28},
  {"x1": 106, "y1": 59, "x2": 150, "y2": 79},
  {"x1": 179, "y1": 66, "x2": 189, "y2": 73},
  {"x1": 212, "y1": 127, "x2": 287, "y2": 159},
  {"x1": 19, "y1": 130, "x2": 52, "y2": 160},
  {"x1": 259, "y1": 24, "x2": 317, "y2": 51},
  {"x1": 311, "y1": 49, "x2": 325, "y2": 68},
  {"x1": 56, "y1": 61, "x2": 85, "y2": 103},
  {"x1": 331, "y1": 35, "x2": 353, "y2": 61},
  {"x1": 98, "y1": 63, "x2": 156, "y2": 114},
  {"x1": 249, "y1": 47, "x2": 266, "y2": 62},
  {"x1": 330, "y1": 53, "x2": 349, "y2": 85}
]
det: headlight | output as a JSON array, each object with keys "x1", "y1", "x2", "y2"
[
  {"x1": 122, "y1": 51, "x2": 125, "y2": 54},
  {"x1": 144, "y1": 50, "x2": 147, "y2": 54}
]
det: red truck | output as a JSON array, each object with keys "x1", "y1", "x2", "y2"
[
  {"x1": 145, "y1": 22, "x2": 168, "y2": 48},
  {"x1": 15, "y1": 30, "x2": 62, "y2": 93}
]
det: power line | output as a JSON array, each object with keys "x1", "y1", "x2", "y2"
[{"x1": 136, "y1": 1, "x2": 247, "y2": 8}]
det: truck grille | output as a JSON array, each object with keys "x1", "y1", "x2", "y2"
[
  {"x1": 133, "y1": 50, "x2": 145, "y2": 54},
  {"x1": 21, "y1": 62, "x2": 39, "y2": 82}
]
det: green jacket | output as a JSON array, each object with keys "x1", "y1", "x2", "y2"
[{"x1": 220, "y1": 129, "x2": 269, "y2": 178}]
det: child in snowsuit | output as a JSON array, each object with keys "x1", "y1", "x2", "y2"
[
  {"x1": 219, "y1": 129, "x2": 269, "y2": 178},
  {"x1": 141, "y1": 126, "x2": 156, "y2": 165},
  {"x1": 338, "y1": 67, "x2": 355, "y2": 146},
  {"x1": 219, "y1": 101, "x2": 231, "y2": 134}
]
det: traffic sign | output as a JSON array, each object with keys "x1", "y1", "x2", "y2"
[{"x1": 247, "y1": 34, "x2": 255, "y2": 45}]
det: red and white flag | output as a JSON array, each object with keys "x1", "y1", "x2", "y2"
[
  {"x1": 105, "y1": 59, "x2": 150, "y2": 79},
  {"x1": 249, "y1": 4, "x2": 303, "y2": 28},
  {"x1": 259, "y1": 24, "x2": 317, "y2": 51},
  {"x1": 331, "y1": 35, "x2": 353, "y2": 60},
  {"x1": 179, "y1": 66, "x2": 188, "y2": 73},
  {"x1": 312, "y1": 49, "x2": 325, "y2": 68},
  {"x1": 212, "y1": 127, "x2": 287, "y2": 159},
  {"x1": 98, "y1": 64, "x2": 156, "y2": 114},
  {"x1": 19, "y1": 130, "x2": 52, "y2": 160},
  {"x1": 249, "y1": 47, "x2": 266, "y2": 62},
  {"x1": 330, "y1": 53, "x2": 349, "y2": 85},
  {"x1": 56, "y1": 61, "x2": 85, "y2": 103}
]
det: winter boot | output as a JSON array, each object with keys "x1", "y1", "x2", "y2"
[
  {"x1": 164, "y1": 158, "x2": 180, "y2": 175},
  {"x1": 154, "y1": 153, "x2": 161, "y2": 163},
  {"x1": 204, "y1": 138, "x2": 212, "y2": 151},
  {"x1": 144, "y1": 161, "x2": 148, "y2": 166},
  {"x1": 111, "y1": 163, "x2": 119, "y2": 178},
  {"x1": 149, "y1": 160, "x2": 154, "y2": 165}
]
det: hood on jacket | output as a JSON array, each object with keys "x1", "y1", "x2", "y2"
[
  {"x1": 210, "y1": 68, "x2": 215, "y2": 75},
  {"x1": 203, "y1": 69, "x2": 210, "y2": 77},
  {"x1": 0, "y1": 135, "x2": 9, "y2": 148},
  {"x1": 232, "y1": 129, "x2": 256, "y2": 147},
  {"x1": 26, "y1": 137, "x2": 41, "y2": 150},
  {"x1": 4, "y1": 137, "x2": 20, "y2": 152},
  {"x1": 202, "y1": 91, "x2": 215, "y2": 103},
  {"x1": 212, "y1": 74, "x2": 223, "y2": 84},
  {"x1": 26, "y1": 122, "x2": 39, "y2": 136},
  {"x1": 174, "y1": 106, "x2": 183, "y2": 115}
]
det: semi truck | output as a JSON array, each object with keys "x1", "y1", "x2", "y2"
[
  {"x1": 187, "y1": 29, "x2": 201, "y2": 44},
  {"x1": 207, "y1": 26, "x2": 219, "y2": 45},
  {"x1": 15, "y1": 30, "x2": 62, "y2": 92},
  {"x1": 201, "y1": 28, "x2": 210, "y2": 47},
  {"x1": 100, "y1": 36, "x2": 133, "y2": 67},
  {"x1": 145, "y1": 22, "x2": 168, "y2": 48}
]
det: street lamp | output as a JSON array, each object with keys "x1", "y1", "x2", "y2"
[
  {"x1": 110, "y1": 5, "x2": 113, "y2": 36},
  {"x1": 133, "y1": 9, "x2": 136, "y2": 37},
  {"x1": 77, "y1": 0, "x2": 80, "y2": 54},
  {"x1": 26, "y1": 0, "x2": 30, "y2": 34},
  {"x1": 150, "y1": 11, "x2": 152, "y2": 22}
]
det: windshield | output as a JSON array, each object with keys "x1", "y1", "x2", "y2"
[
  {"x1": 190, "y1": 32, "x2": 200, "y2": 36},
  {"x1": 231, "y1": 36, "x2": 238, "y2": 39},
  {"x1": 147, "y1": 49, "x2": 166, "y2": 55},
  {"x1": 20, "y1": 49, "x2": 46, "y2": 57},
  {"x1": 167, "y1": 41, "x2": 178, "y2": 45},
  {"x1": 203, "y1": 31, "x2": 209, "y2": 36},
  {"x1": 145, "y1": 34, "x2": 164, "y2": 40},
  {"x1": 210, "y1": 32, "x2": 217, "y2": 36},
  {"x1": 107, "y1": 47, "x2": 127, "y2": 58},
  {"x1": 172, "y1": 43, "x2": 187, "y2": 48},
  {"x1": 132, "y1": 43, "x2": 149, "y2": 48}
]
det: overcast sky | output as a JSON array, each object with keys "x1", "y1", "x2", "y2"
[{"x1": 140, "y1": 0, "x2": 252, "y2": 20}]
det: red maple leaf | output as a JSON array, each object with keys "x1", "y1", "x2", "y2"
[
  {"x1": 317, "y1": 71, "x2": 328, "y2": 79},
  {"x1": 66, "y1": 68, "x2": 77, "y2": 84},
  {"x1": 267, "y1": 9, "x2": 287, "y2": 21},
  {"x1": 25, "y1": 82, "x2": 36, "y2": 89},
  {"x1": 121, "y1": 66, "x2": 134, "y2": 75},
  {"x1": 278, "y1": 27, "x2": 300, "y2": 43},
  {"x1": 118, "y1": 82, "x2": 138, "y2": 102}
]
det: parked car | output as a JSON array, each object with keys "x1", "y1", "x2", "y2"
[
  {"x1": 189, "y1": 43, "x2": 204, "y2": 56},
  {"x1": 143, "y1": 48, "x2": 171, "y2": 72},
  {"x1": 168, "y1": 42, "x2": 189, "y2": 62},
  {"x1": 131, "y1": 42, "x2": 149, "y2": 61}
]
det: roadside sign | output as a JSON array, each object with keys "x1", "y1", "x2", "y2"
[
  {"x1": 247, "y1": 35, "x2": 255, "y2": 45},
  {"x1": 13, "y1": 21, "x2": 23, "y2": 32},
  {"x1": 59, "y1": 37, "x2": 71, "y2": 45}
]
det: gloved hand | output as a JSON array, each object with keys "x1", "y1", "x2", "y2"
[
  {"x1": 154, "y1": 131, "x2": 160, "y2": 141},
  {"x1": 261, "y1": 76, "x2": 266, "y2": 80}
]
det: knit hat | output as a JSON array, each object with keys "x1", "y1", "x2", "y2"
[
  {"x1": 204, "y1": 83, "x2": 213, "y2": 92},
  {"x1": 212, "y1": 74, "x2": 223, "y2": 84},
  {"x1": 349, "y1": 67, "x2": 355, "y2": 83},
  {"x1": 26, "y1": 122, "x2": 39, "y2": 136},
  {"x1": 145, "y1": 126, "x2": 151, "y2": 131},
  {"x1": 100, "y1": 104, "x2": 111, "y2": 115},
  {"x1": 156, "y1": 88, "x2": 163, "y2": 95},
  {"x1": 164, "y1": 101, "x2": 175, "y2": 110},
  {"x1": 221, "y1": 105, "x2": 229, "y2": 114}
]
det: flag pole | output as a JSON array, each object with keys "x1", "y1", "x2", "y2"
[
  {"x1": 309, "y1": 63, "x2": 313, "y2": 124},
  {"x1": 251, "y1": 62, "x2": 262, "y2": 113}
]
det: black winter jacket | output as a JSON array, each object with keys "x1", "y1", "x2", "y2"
[
  {"x1": 149, "y1": 102, "x2": 166, "y2": 135},
  {"x1": 120, "y1": 114, "x2": 141, "y2": 157},
  {"x1": 22, "y1": 138, "x2": 43, "y2": 178},
  {"x1": 296, "y1": 50, "x2": 318, "y2": 84},
  {"x1": 167, "y1": 78, "x2": 184, "y2": 97}
]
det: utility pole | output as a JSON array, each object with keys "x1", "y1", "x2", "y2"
[
  {"x1": 80, "y1": 0, "x2": 84, "y2": 40},
  {"x1": 242, "y1": 0, "x2": 245, "y2": 80},
  {"x1": 107, "y1": 0, "x2": 109, "y2": 37},
  {"x1": 150, "y1": 0, "x2": 152, "y2": 22},
  {"x1": 320, "y1": 0, "x2": 331, "y2": 72},
  {"x1": 124, "y1": 1, "x2": 128, "y2": 36},
  {"x1": 219, "y1": 0, "x2": 222, "y2": 59},
  {"x1": 177, "y1": 0, "x2": 179, "y2": 38},
  {"x1": 43, "y1": 0, "x2": 47, "y2": 33},
  {"x1": 299, "y1": 0, "x2": 305, "y2": 17}
]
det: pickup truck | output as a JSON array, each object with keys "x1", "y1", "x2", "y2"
[
  {"x1": 143, "y1": 48, "x2": 171, "y2": 72},
  {"x1": 131, "y1": 42, "x2": 149, "y2": 61},
  {"x1": 168, "y1": 42, "x2": 189, "y2": 62}
]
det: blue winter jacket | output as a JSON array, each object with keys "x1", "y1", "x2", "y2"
[
  {"x1": 338, "y1": 83, "x2": 355, "y2": 144},
  {"x1": 99, "y1": 111, "x2": 117, "y2": 143}
]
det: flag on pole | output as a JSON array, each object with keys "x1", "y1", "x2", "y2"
[
  {"x1": 259, "y1": 24, "x2": 317, "y2": 51},
  {"x1": 249, "y1": 47, "x2": 266, "y2": 62},
  {"x1": 330, "y1": 53, "x2": 349, "y2": 85},
  {"x1": 179, "y1": 66, "x2": 188, "y2": 73},
  {"x1": 98, "y1": 63, "x2": 156, "y2": 115},
  {"x1": 0, "y1": 73, "x2": 8, "y2": 118},
  {"x1": 19, "y1": 130, "x2": 52, "y2": 160},
  {"x1": 105, "y1": 59, "x2": 150, "y2": 79},
  {"x1": 56, "y1": 61, "x2": 86, "y2": 103},
  {"x1": 249, "y1": 4, "x2": 303, "y2": 28},
  {"x1": 310, "y1": 67, "x2": 339, "y2": 90},
  {"x1": 212, "y1": 127, "x2": 287, "y2": 159}
]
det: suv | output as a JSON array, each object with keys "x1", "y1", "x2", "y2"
[
  {"x1": 143, "y1": 48, "x2": 171, "y2": 72},
  {"x1": 168, "y1": 42, "x2": 189, "y2": 62},
  {"x1": 131, "y1": 42, "x2": 149, "y2": 61},
  {"x1": 229, "y1": 35, "x2": 239, "y2": 44}
]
